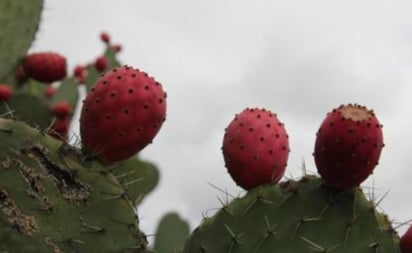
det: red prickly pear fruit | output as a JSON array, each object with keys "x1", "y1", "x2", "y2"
[
  {"x1": 44, "y1": 85, "x2": 56, "y2": 98},
  {"x1": 15, "y1": 65, "x2": 27, "y2": 82},
  {"x1": 0, "y1": 85, "x2": 13, "y2": 101},
  {"x1": 48, "y1": 117, "x2": 69, "y2": 141},
  {"x1": 112, "y1": 44, "x2": 122, "y2": 53},
  {"x1": 100, "y1": 32, "x2": 111, "y2": 44},
  {"x1": 222, "y1": 108, "x2": 290, "y2": 190},
  {"x1": 51, "y1": 101, "x2": 71, "y2": 119},
  {"x1": 95, "y1": 56, "x2": 108, "y2": 72},
  {"x1": 22, "y1": 52, "x2": 67, "y2": 83},
  {"x1": 401, "y1": 225, "x2": 412, "y2": 253},
  {"x1": 313, "y1": 104, "x2": 384, "y2": 189},
  {"x1": 74, "y1": 65, "x2": 87, "y2": 84},
  {"x1": 80, "y1": 66, "x2": 167, "y2": 164}
]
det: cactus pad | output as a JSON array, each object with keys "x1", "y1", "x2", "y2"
[{"x1": 184, "y1": 176, "x2": 400, "y2": 253}]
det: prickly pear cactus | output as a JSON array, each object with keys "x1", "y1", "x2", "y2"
[
  {"x1": 184, "y1": 175, "x2": 400, "y2": 253},
  {"x1": 0, "y1": 0, "x2": 43, "y2": 84},
  {"x1": 153, "y1": 212, "x2": 190, "y2": 253},
  {"x1": 0, "y1": 118, "x2": 147, "y2": 252}
]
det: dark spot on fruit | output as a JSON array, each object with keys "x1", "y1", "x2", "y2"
[
  {"x1": 106, "y1": 114, "x2": 112, "y2": 120},
  {"x1": 124, "y1": 109, "x2": 129, "y2": 114},
  {"x1": 132, "y1": 74, "x2": 136, "y2": 78},
  {"x1": 164, "y1": 93, "x2": 168, "y2": 98},
  {"x1": 266, "y1": 123, "x2": 271, "y2": 128},
  {"x1": 144, "y1": 103, "x2": 149, "y2": 109},
  {"x1": 113, "y1": 68, "x2": 118, "y2": 72},
  {"x1": 257, "y1": 114, "x2": 261, "y2": 118},
  {"x1": 110, "y1": 92, "x2": 116, "y2": 98},
  {"x1": 361, "y1": 137, "x2": 367, "y2": 143},
  {"x1": 239, "y1": 122, "x2": 244, "y2": 127},
  {"x1": 240, "y1": 145, "x2": 244, "y2": 150},
  {"x1": 366, "y1": 122, "x2": 371, "y2": 127},
  {"x1": 253, "y1": 155, "x2": 258, "y2": 160},
  {"x1": 117, "y1": 131, "x2": 124, "y2": 137},
  {"x1": 268, "y1": 149, "x2": 273, "y2": 154},
  {"x1": 382, "y1": 143, "x2": 385, "y2": 148},
  {"x1": 282, "y1": 146, "x2": 287, "y2": 151},
  {"x1": 128, "y1": 88, "x2": 134, "y2": 94},
  {"x1": 348, "y1": 128, "x2": 354, "y2": 133},
  {"x1": 95, "y1": 98, "x2": 101, "y2": 104},
  {"x1": 155, "y1": 81, "x2": 161, "y2": 86},
  {"x1": 137, "y1": 126, "x2": 143, "y2": 132},
  {"x1": 260, "y1": 137, "x2": 264, "y2": 141},
  {"x1": 275, "y1": 134, "x2": 280, "y2": 138},
  {"x1": 159, "y1": 98, "x2": 163, "y2": 103},
  {"x1": 329, "y1": 122, "x2": 334, "y2": 126},
  {"x1": 153, "y1": 123, "x2": 158, "y2": 128},
  {"x1": 144, "y1": 85, "x2": 149, "y2": 90},
  {"x1": 103, "y1": 80, "x2": 108, "y2": 84},
  {"x1": 91, "y1": 88, "x2": 95, "y2": 92},
  {"x1": 249, "y1": 127, "x2": 253, "y2": 131},
  {"x1": 117, "y1": 75, "x2": 122, "y2": 80}
]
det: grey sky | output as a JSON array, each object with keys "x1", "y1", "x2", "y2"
[{"x1": 33, "y1": 0, "x2": 412, "y2": 240}]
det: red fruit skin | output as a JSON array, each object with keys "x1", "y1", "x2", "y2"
[
  {"x1": 51, "y1": 101, "x2": 71, "y2": 119},
  {"x1": 314, "y1": 104, "x2": 384, "y2": 189},
  {"x1": 95, "y1": 56, "x2": 108, "y2": 72},
  {"x1": 44, "y1": 85, "x2": 56, "y2": 98},
  {"x1": 49, "y1": 118, "x2": 69, "y2": 141},
  {"x1": 23, "y1": 52, "x2": 67, "y2": 83},
  {"x1": 401, "y1": 225, "x2": 412, "y2": 253},
  {"x1": 80, "y1": 66, "x2": 167, "y2": 164},
  {"x1": 15, "y1": 66, "x2": 27, "y2": 82},
  {"x1": 222, "y1": 108, "x2": 290, "y2": 190},
  {"x1": 0, "y1": 85, "x2": 13, "y2": 101},
  {"x1": 100, "y1": 32, "x2": 111, "y2": 44}
]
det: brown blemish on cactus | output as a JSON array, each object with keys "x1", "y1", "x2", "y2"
[
  {"x1": 0, "y1": 188, "x2": 38, "y2": 235},
  {"x1": 20, "y1": 145, "x2": 91, "y2": 202}
]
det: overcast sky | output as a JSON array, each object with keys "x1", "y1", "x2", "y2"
[{"x1": 32, "y1": 0, "x2": 412, "y2": 241}]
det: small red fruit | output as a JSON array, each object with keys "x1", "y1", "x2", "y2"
[
  {"x1": 222, "y1": 108, "x2": 290, "y2": 190},
  {"x1": 44, "y1": 85, "x2": 56, "y2": 98},
  {"x1": 0, "y1": 85, "x2": 13, "y2": 101},
  {"x1": 48, "y1": 117, "x2": 70, "y2": 141},
  {"x1": 100, "y1": 32, "x2": 111, "y2": 44},
  {"x1": 112, "y1": 44, "x2": 122, "y2": 53},
  {"x1": 80, "y1": 66, "x2": 167, "y2": 164},
  {"x1": 15, "y1": 66, "x2": 27, "y2": 82},
  {"x1": 51, "y1": 101, "x2": 71, "y2": 119},
  {"x1": 401, "y1": 224, "x2": 412, "y2": 253},
  {"x1": 23, "y1": 52, "x2": 67, "y2": 83},
  {"x1": 314, "y1": 104, "x2": 384, "y2": 189},
  {"x1": 95, "y1": 56, "x2": 108, "y2": 72}
]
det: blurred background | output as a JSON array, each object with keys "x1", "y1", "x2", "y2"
[{"x1": 32, "y1": 0, "x2": 412, "y2": 240}]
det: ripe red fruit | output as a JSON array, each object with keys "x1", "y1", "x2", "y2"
[
  {"x1": 314, "y1": 104, "x2": 384, "y2": 189},
  {"x1": 51, "y1": 101, "x2": 71, "y2": 119},
  {"x1": 15, "y1": 66, "x2": 27, "y2": 82},
  {"x1": 0, "y1": 85, "x2": 13, "y2": 101},
  {"x1": 401, "y1": 225, "x2": 412, "y2": 253},
  {"x1": 23, "y1": 52, "x2": 67, "y2": 83},
  {"x1": 95, "y1": 56, "x2": 108, "y2": 72},
  {"x1": 100, "y1": 32, "x2": 111, "y2": 44},
  {"x1": 80, "y1": 66, "x2": 167, "y2": 164},
  {"x1": 222, "y1": 108, "x2": 290, "y2": 190},
  {"x1": 44, "y1": 85, "x2": 56, "y2": 98},
  {"x1": 48, "y1": 118, "x2": 70, "y2": 141}
]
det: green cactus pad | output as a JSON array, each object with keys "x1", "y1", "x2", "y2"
[
  {"x1": 52, "y1": 77, "x2": 79, "y2": 115},
  {"x1": 0, "y1": 91, "x2": 51, "y2": 129},
  {"x1": 184, "y1": 176, "x2": 400, "y2": 253},
  {"x1": 0, "y1": 0, "x2": 43, "y2": 84},
  {"x1": 0, "y1": 119, "x2": 147, "y2": 252},
  {"x1": 85, "y1": 47, "x2": 121, "y2": 92},
  {"x1": 153, "y1": 212, "x2": 190, "y2": 253},
  {"x1": 112, "y1": 157, "x2": 160, "y2": 205}
]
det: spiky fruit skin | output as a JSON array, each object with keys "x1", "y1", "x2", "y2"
[
  {"x1": 80, "y1": 66, "x2": 167, "y2": 164},
  {"x1": 222, "y1": 108, "x2": 289, "y2": 190},
  {"x1": 0, "y1": 84, "x2": 13, "y2": 101},
  {"x1": 23, "y1": 52, "x2": 67, "y2": 83},
  {"x1": 314, "y1": 104, "x2": 384, "y2": 189},
  {"x1": 95, "y1": 56, "x2": 108, "y2": 72},
  {"x1": 0, "y1": 118, "x2": 148, "y2": 252},
  {"x1": 401, "y1": 225, "x2": 412, "y2": 253},
  {"x1": 50, "y1": 101, "x2": 71, "y2": 119},
  {"x1": 184, "y1": 176, "x2": 400, "y2": 253}
]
